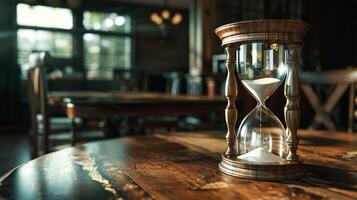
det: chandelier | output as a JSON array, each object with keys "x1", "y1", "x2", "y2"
[{"x1": 150, "y1": 0, "x2": 183, "y2": 26}]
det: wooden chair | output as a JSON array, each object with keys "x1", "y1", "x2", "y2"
[
  {"x1": 28, "y1": 52, "x2": 77, "y2": 157},
  {"x1": 28, "y1": 52, "x2": 105, "y2": 157},
  {"x1": 300, "y1": 67, "x2": 357, "y2": 133}
]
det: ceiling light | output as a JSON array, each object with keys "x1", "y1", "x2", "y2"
[
  {"x1": 161, "y1": 9, "x2": 170, "y2": 20},
  {"x1": 171, "y1": 13, "x2": 182, "y2": 25}
]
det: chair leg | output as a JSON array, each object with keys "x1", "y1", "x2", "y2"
[
  {"x1": 43, "y1": 117, "x2": 50, "y2": 154},
  {"x1": 30, "y1": 124, "x2": 38, "y2": 158},
  {"x1": 348, "y1": 83, "x2": 356, "y2": 133},
  {"x1": 71, "y1": 118, "x2": 76, "y2": 146}
]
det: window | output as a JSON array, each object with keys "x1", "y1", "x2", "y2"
[
  {"x1": 83, "y1": 11, "x2": 132, "y2": 80},
  {"x1": 16, "y1": 3, "x2": 73, "y2": 79},
  {"x1": 16, "y1": 3, "x2": 132, "y2": 80}
]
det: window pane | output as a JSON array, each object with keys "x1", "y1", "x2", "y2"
[
  {"x1": 84, "y1": 33, "x2": 131, "y2": 80},
  {"x1": 17, "y1": 3, "x2": 73, "y2": 29},
  {"x1": 83, "y1": 11, "x2": 130, "y2": 33},
  {"x1": 18, "y1": 29, "x2": 73, "y2": 79}
]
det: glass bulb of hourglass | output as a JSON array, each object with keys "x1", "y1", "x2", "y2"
[{"x1": 236, "y1": 42, "x2": 288, "y2": 163}]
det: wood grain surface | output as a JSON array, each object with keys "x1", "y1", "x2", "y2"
[{"x1": 0, "y1": 130, "x2": 356, "y2": 200}]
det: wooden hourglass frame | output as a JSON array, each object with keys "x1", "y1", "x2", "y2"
[{"x1": 215, "y1": 20, "x2": 310, "y2": 180}]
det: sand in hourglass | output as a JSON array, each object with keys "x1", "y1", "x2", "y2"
[
  {"x1": 238, "y1": 147, "x2": 285, "y2": 162},
  {"x1": 241, "y1": 77, "x2": 281, "y2": 103},
  {"x1": 239, "y1": 77, "x2": 283, "y2": 162}
]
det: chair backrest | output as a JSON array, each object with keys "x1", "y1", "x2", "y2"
[
  {"x1": 300, "y1": 67, "x2": 357, "y2": 84},
  {"x1": 28, "y1": 52, "x2": 49, "y2": 120},
  {"x1": 300, "y1": 67, "x2": 357, "y2": 132},
  {"x1": 28, "y1": 51, "x2": 50, "y2": 156}
]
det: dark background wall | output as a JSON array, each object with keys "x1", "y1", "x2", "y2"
[
  {"x1": 209, "y1": 0, "x2": 357, "y2": 70},
  {"x1": 0, "y1": 0, "x2": 19, "y2": 127},
  {"x1": 134, "y1": 7, "x2": 189, "y2": 71},
  {"x1": 304, "y1": 0, "x2": 357, "y2": 69}
]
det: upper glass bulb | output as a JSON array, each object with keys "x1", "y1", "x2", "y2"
[{"x1": 237, "y1": 42, "x2": 288, "y2": 104}]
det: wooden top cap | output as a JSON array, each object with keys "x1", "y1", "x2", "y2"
[{"x1": 215, "y1": 19, "x2": 310, "y2": 46}]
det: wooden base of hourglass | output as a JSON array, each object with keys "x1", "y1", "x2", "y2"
[{"x1": 219, "y1": 154, "x2": 305, "y2": 180}]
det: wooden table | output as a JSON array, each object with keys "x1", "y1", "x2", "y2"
[
  {"x1": 1, "y1": 130, "x2": 356, "y2": 200},
  {"x1": 48, "y1": 91, "x2": 226, "y2": 118}
]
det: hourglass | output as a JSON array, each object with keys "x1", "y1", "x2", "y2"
[{"x1": 215, "y1": 20, "x2": 309, "y2": 180}]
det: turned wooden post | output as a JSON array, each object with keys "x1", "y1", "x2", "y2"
[
  {"x1": 284, "y1": 44, "x2": 301, "y2": 161},
  {"x1": 224, "y1": 45, "x2": 238, "y2": 157}
]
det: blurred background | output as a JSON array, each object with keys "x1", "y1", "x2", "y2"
[{"x1": 0, "y1": 0, "x2": 356, "y2": 175}]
